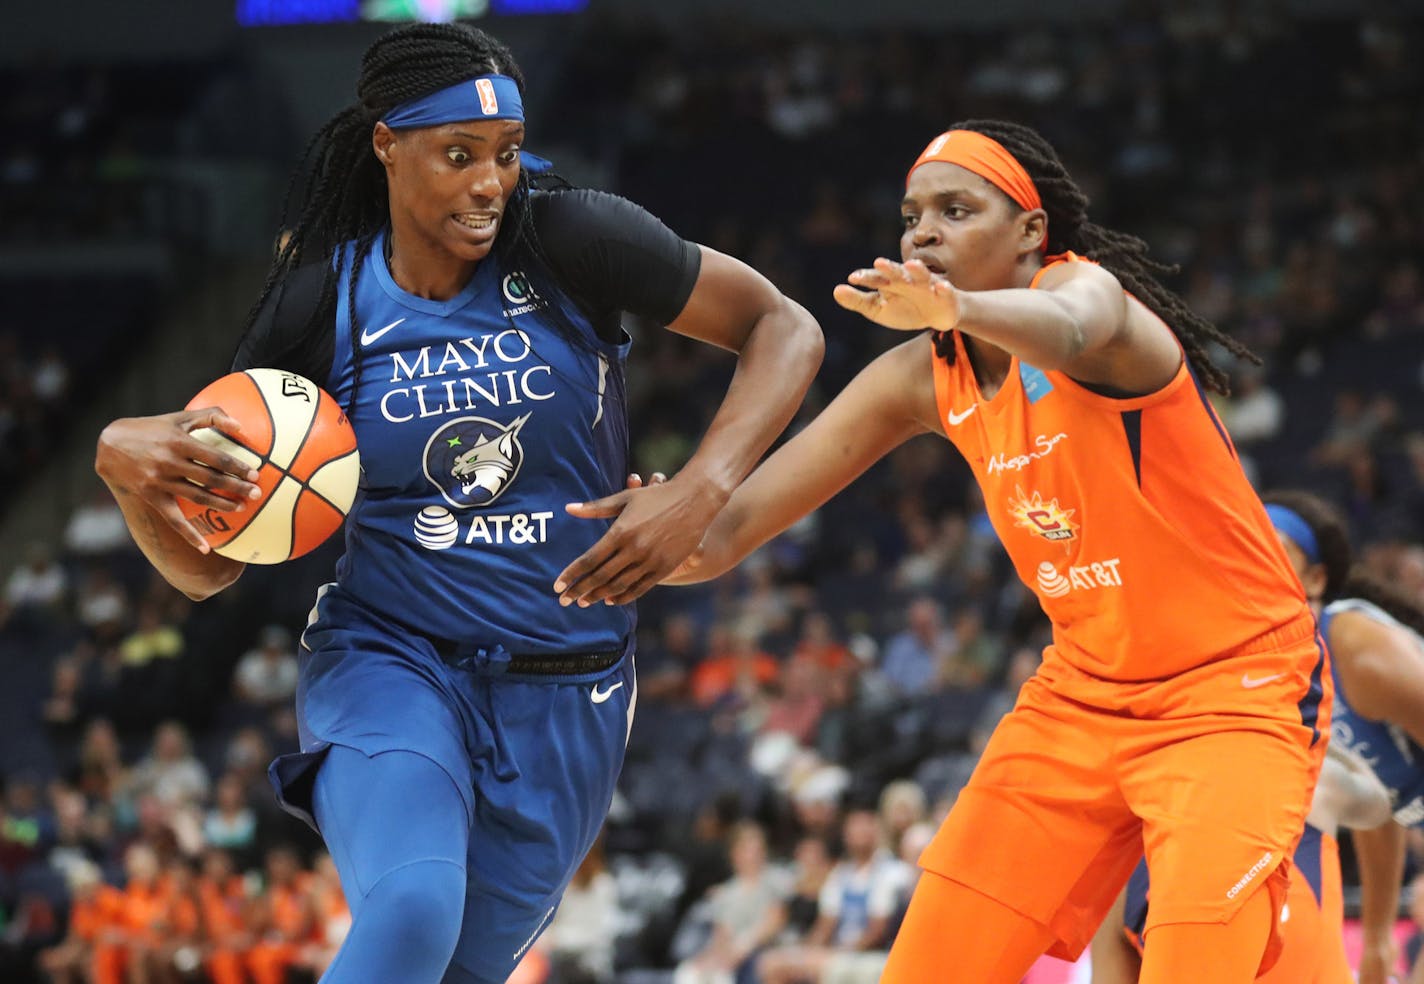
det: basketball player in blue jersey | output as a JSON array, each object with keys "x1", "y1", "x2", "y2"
[
  {"x1": 1259, "y1": 493, "x2": 1424, "y2": 984},
  {"x1": 93, "y1": 23, "x2": 822, "y2": 984},
  {"x1": 1094, "y1": 490, "x2": 1424, "y2": 984}
]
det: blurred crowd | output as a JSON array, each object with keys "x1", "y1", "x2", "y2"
[{"x1": 0, "y1": 5, "x2": 1422, "y2": 982}]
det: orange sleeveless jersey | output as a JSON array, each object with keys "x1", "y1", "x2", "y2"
[{"x1": 931, "y1": 255, "x2": 1309, "y2": 683}]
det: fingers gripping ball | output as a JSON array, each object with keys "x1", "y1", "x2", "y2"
[{"x1": 178, "y1": 369, "x2": 360, "y2": 564}]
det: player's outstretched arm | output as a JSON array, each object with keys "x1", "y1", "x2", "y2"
[
  {"x1": 835, "y1": 257, "x2": 1181, "y2": 395},
  {"x1": 556, "y1": 247, "x2": 823, "y2": 607},
  {"x1": 95, "y1": 408, "x2": 256, "y2": 600},
  {"x1": 664, "y1": 334, "x2": 936, "y2": 585}
]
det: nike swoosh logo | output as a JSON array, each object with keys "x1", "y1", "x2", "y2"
[
  {"x1": 590, "y1": 681, "x2": 624, "y2": 704},
  {"x1": 359, "y1": 317, "x2": 406, "y2": 346},
  {"x1": 1241, "y1": 672, "x2": 1284, "y2": 689},
  {"x1": 947, "y1": 405, "x2": 977, "y2": 426}
]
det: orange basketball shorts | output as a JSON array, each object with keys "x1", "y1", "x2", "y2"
[{"x1": 917, "y1": 616, "x2": 1330, "y2": 962}]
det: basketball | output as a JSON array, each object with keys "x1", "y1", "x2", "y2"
[{"x1": 178, "y1": 369, "x2": 360, "y2": 564}]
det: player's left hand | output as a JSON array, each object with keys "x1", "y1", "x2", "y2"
[
  {"x1": 833, "y1": 258, "x2": 960, "y2": 332},
  {"x1": 556, "y1": 471, "x2": 718, "y2": 607}
]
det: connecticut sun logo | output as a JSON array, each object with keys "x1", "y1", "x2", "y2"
[
  {"x1": 1006, "y1": 486, "x2": 1079, "y2": 542},
  {"x1": 423, "y1": 414, "x2": 531, "y2": 509}
]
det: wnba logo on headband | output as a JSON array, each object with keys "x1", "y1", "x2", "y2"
[
  {"x1": 475, "y1": 78, "x2": 499, "y2": 116},
  {"x1": 908, "y1": 130, "x2": 1042, "y2": 214},
  {"x1": 381, "y1": 74, "x2": 525, "y2": 129}
]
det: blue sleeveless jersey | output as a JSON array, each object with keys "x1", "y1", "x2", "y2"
[
  {"x1": 325, "y1": 229, "x2": 633, "y2": 654},
  {"x1": 1322, "y1": 598, "x2": 1424, "y2": 826}
]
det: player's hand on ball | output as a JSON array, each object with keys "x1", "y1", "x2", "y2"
[
  {"x1": 556, "y1": 471, "x2": 717, "y2": 607},
  {"x1": 833, "y1": 258, "x2": 960, "y2": 332},
  {"x1": 96, "y1": 408, "x2": 262, "y2": 554}
]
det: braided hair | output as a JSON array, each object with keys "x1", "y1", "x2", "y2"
[
  {"x1": 930, "y1": 120, "x2": 1253, "y2": 394},
  {"x1": 243, "y1": 22, "x2": 574, "y2": 413}
]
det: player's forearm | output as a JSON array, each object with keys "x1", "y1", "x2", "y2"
[
  {"x1": 1354, "y1": 820, "x2": 1407, "y2": 943},
  {"x1": 953, "y1": 287, "x2": 1100, "y2": 372},
  {"x1": 104, "y1": 483, "x2": 244, "y2": 601},
  {"x1": 677, "y1": 296, "x2": 822, "y2": 500}
]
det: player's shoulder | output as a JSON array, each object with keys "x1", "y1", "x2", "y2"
[{"x1": 530, "y1": 187, "x2": 662, "y2": 238}]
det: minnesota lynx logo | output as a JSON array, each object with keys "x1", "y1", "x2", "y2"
[{"x1": 423, "y1": 414, "x2": 531, "y2": 509}]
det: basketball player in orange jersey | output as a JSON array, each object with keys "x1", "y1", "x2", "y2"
[
  {"x1": 1090, "y1": 495, "x2": 1393, "y2": 984},
  {"x1": 560, "y1": 120, "x2": 1330, "y2": 982}
]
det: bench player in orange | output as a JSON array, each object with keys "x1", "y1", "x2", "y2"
[
  {"x1": 246, "y1": 846, "x2": 316, "y2": 984},
  {"x1": 561, "y1": 120, "x2": 1330, "y2": 982}
]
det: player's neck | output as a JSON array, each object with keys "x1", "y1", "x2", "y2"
[
  {"x1": 964, "y1": 334, "x2": 1013, "y2": 398},
  {"x1": 384, "y1": 228, "x2": 478, "y2": 301}
]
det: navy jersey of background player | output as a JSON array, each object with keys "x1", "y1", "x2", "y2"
[
  {"x1": 233, "y1": 188, "x2": 700, "y2": 653},
  {"x1": 1321, "y1": 598, "x2": 1424, "y2": 826}
]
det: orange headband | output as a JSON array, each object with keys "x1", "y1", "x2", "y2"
[{"x1": 907, "y1": 130, "x2": 1042, "y2": 213}]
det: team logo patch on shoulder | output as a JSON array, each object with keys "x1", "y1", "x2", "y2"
[
  {"x1": 423, "y1": 414, "x2": 530, "y2": 509},
  {"x1": 1006, "y1": 485, "x2": 1079, "y2": 542}
]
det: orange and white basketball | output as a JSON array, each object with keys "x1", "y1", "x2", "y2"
[{"x1": 178, "y1": 369, "x2": 360, "y2": 564}]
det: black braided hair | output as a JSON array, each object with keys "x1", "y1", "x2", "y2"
[
  {"x1": 242, "y1": 22, "x2": 580, "y2": 414},
  {"x1": 1259, "y1": 490, "x2": 1353, "y2": 601},
  {"x1": 929, "y1": 120, "x2": 1255, "y2": 394}
]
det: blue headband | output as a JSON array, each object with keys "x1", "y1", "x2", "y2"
[
  {"x1": 381, "y1": 74, "x2": 524, "y2": 129},
  {"x1": 1265, "y1": 504, "x2": 1321, "y2": 565}
]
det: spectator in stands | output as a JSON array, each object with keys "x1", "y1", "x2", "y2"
[
  {"x1": 676, "y1": 820, "x2": 788, "y2": 984},
  {"x1": 877, "y1": 781, "x2": 928, "y2": 854},
  {"x1": 877, "y1": 598, "x2": 955, "y2": 697},
  {"x1": 232, "y1": 624, "x2": 298, "y2": 709},
  {"x1": 761, "y1": 653, "x2": 828, "y2": 746},
  {"x1": 296, "y1": 852, "x2": 352, "y2": 980},
  {"x1": 246, "y1": 845, "x2": 315, "y2": 984},
  {"x1": 789, "y1": 764, "x2": 849, "y2": 844},
  {"x1": 63, "y1": 486, "x2": 133, "y2": 558},
  {"x1": 540, "y1": 834, "x2": 621, "y2": 983},
  {"x1": 147, "y1": 856, "x2": 203, "y2": 984},
  {"x1": 0, "y1": 773, "x2": 50, "y2": 875},
  {"x1": 91, "y1": 842, "x2": 165, "y2": 984},
  {"x1": 757, "y1": 808, "x2": 909, "y2": 983},
  {"x1": 196, "y1": 847, "x2": 253, "y2": 984},
  {"x1": 638, "y1": 612, "x2": 703, "y2": 703},
  {"x1": 117, "y1": 600, "x2": 184, "y2": 670},
  {"x1": 783, "y1": 836, "x2": 833, "y2": 943},
  {"x1": 42, "y1": 654, "x2": 85, "y2": 738},
  {"x1": 130, "y1": 720, "x2": 210, "y2": 809},
  {"x1": 73, "y1": 565, "x2": 129, "y2": 645},
  {"x1": 791, "y1": 611, "x2": 854, "y2": 681},
  {"x1": 936, "y1": 609, "x2": 1002, "y2": 688},
  {"x1": 691, "y1": 622, "x2": 780, "y2": 709},
  {"x1": 970, "y1": 645, "x2": 1041, "y2": 755},
  {"x1": 203, "y1": 772, "x2": 259, "y2": 870},
  {"x1": 4, "y1": 541, "x2": 67, "y2": 619},
  {"x1": 36, "y1": 859, "x2": 118, "y2": 984},
  {"x1": 1219, "y1": 365, "x2": 1284, "y2": 446},
  {"x1": 47, "y1": 784, "x2": 103, "y2": 879},
  {"x1": 71, "y1": 717, "x2": 129, "y2": 807}
]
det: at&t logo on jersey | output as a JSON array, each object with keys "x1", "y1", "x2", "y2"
[
  {"x1": 423, "y1": 414, "x2": 530, "y2": 509},
  {"x1": 1007, "y1": 486, "x2": 1078, "y2": 542},
  {"x1": 413, "y1": 504, "x2": 554, "y2": 551},
  {"x1": 1035, "y1": 558, "x2": 1123, "y2": 597}
]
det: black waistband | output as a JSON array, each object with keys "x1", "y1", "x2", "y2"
[{"x1": 430, "y1": 638, "x2": 623, "y2": 677}]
